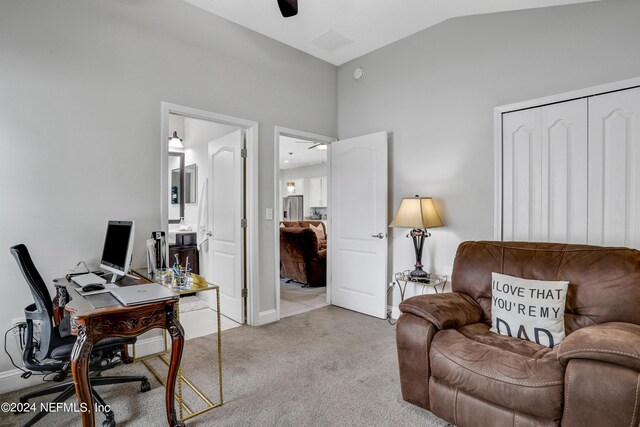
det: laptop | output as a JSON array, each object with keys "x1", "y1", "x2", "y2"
[{"x1": 109, "y1": 284, "x2": 178, "y2": 306}]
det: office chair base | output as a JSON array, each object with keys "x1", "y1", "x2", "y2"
[
  {"x1": 16, "y1": 375, "x2": 149, "y2": 427},
  {"x1": 17, "y1": 375, "x2": 150, "y2": 405},
  {"x1": 20, "y1": 384, "x2": 76, "y2": 427},
  {"x1": 19, "y1": 387, "x2": 118, "y2": 427}
]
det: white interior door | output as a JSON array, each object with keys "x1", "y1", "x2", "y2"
[
  {"x1": 330, "y1": 131, "x2": 388, "y2": 319},
  {"x1": 502, "y1": 108, "x2": 541, "y2": 241},
  {"x1": 502, "y1": 98, "x2": 587, "y2": 243},
  {"x1": 208, "y1": 130, "x2": 244, "y2": 323},
  {"x1": 588, "y1": 87, "x2": 640, "y2": 248},
  {"x1": 541, "y1": 100, "x2": 588, "y2": 243}
]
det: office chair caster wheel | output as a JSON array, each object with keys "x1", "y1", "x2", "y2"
[
  {"x1": 140, "y1": 380, "x2": 151, "y2": 393},
  {"x1": 101, "y1": 418, "x2": 116, "y2": 427},
  {"x1": 13, "y1": 406, "x2": 28, "y2": 415},
  {"x1": 14, "y1": 397, "x2": 29, "y2": 413}
]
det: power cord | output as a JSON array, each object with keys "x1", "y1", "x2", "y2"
[
  {"x1": 387, "y1": 285, "x2": 397, "y2": 325},
  {"x1": 4, "y1": 324, "x2": 47, "y2": 379},
  {"x1": 4, "y1": 324, "x2": 31, "y2": 379}
]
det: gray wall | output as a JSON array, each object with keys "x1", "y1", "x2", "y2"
[
  {"x1": 0, "y1": 0, "x2": 336, "y2": 374},
  {"x1": 337, "y1": 0, "x2": 640, "y2": 301}
]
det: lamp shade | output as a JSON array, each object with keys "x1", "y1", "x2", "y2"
[{"x1": 390, "y1": 196, "x2": 444, "y2": 229}]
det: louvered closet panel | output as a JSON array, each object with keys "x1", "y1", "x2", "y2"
[
  {"x1": 588, "y1": 87, "x2": 640, "y2": 248},
  {"x1": 502, "y1": 99, "x2": 588, "y2": 243}
]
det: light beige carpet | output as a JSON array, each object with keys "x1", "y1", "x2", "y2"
[{"x1": 0, "y1": 306, "x2": 450, "y2": 427}]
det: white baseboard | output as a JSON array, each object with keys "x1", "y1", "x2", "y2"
[
  {"x1": 0, "y1": 335, "x2": 166, "y2": 394},
  {"x1": 390, "y1": 306, "x2": 401, "y2": 320},
  {"x1": 0, "y1": 368, "x2": 46, "y2": 394},
  {"x1": 130, "y1": 334, "x2": 166, "y2": 358},
  {"x1": 258, "y1": 309, "x2": 277, "y2": 325}
]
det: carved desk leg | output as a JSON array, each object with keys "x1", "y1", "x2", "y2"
[
  {"x1": 166, "y1": 309, "x2": 185, "y2": 427},
  {"x1": 71, "y1": 322, "x2": 95, "y2": 427}
]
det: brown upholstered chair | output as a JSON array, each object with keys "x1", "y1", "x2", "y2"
[
  {"x1": 280, "y1": 227, "x2": 326, "y2": 287},
  {"x1": 396, "y1": 241, "x2": 640, "y2": 427},
  {"x1": 280, "y1": 221, "x2": 327, "y2": 250}
]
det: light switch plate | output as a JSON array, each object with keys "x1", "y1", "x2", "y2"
[{"x1": 265, "y1": 208, "x2": 273, "y2": 221}]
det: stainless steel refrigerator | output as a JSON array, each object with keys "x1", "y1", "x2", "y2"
[{"x1": 283, "y1": 195, "x2": 304, "y2": 220}]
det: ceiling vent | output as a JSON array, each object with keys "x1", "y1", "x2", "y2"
[{"x1": 310, "y1": 30, "x2": 353, "y2": 51}]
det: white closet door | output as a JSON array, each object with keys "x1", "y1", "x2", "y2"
[
  {"x1": 541, "y1": 99, "x2": 588, "y2": 243},
  {"x1": 502, "y1": 108, "x2": 541, "y2": 241},
  {"x1": 588, "y1": 87, "x2": 640, "y2": 248},
  {"x1": 502, "y1": 99, "x2": 587, "y2": 242}
]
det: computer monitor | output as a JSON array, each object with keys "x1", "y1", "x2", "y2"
[{"x1": 100, "y1": 220, "x2": 135, "y2": 282}]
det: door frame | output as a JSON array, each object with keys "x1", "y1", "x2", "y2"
[
  {"x1": 161, "y1": 102, "x2": 260, "y2": 326},
  {"x1": 273, "y1": 126, "x2": 336, "y2": 321},
  {"x1": 494, "y1": 76, "x2": 640, "y2": 241}
]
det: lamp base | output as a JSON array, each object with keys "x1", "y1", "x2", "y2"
[{"x1": 409, "y1": 267, "x2": 430, "y2": 278}]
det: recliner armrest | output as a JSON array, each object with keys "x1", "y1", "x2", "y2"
[
  {"x1": 557, "y1": 322, "x2": 640, "y2": 371},
  {"x1": 399, "y1": 292, "x2": 483, "y2": 330}
]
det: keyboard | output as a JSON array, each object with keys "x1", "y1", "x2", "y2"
[{"x1": 71, "y1": 273, "x2": 107, "y2": 287}]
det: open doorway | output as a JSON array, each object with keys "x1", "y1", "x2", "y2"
[
  {"x1": 161, "y1": 103, "x2": 260, "y2": 327},
  {"x1": 274, "y1": 127, "x2": 336, "y2": 319}
]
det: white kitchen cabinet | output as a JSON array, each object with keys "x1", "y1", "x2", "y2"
[{"x1": 309, "y1": 176, "x2": 327, "y2": 207}]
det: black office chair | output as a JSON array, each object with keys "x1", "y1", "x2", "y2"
[{"x1": 10, "y1": 244, "x2": 151, "y2": 427}]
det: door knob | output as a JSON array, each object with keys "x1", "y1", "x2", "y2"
[{"x1": 371, "y1": 233, "x2": 385, "y2": 239}]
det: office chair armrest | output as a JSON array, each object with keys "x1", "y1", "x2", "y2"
[{"x1": 51, "y1": 283, "x2": 69, "y2": 326}]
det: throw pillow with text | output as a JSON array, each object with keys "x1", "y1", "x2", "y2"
[{"x1": 490, "y1": 272, "x2": 569, "y2": 348}]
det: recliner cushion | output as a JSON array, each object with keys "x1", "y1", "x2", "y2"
[{"x1": 430, "y1": 325, "x2": 564, "y2": 421}]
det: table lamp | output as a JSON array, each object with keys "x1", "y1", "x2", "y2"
[{"x1": 390, "y1": 195, "x2": 444, "y2": 278}]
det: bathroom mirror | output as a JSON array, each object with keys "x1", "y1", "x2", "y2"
[
  {"x1": 184, "y1": 164, "x2": 197, "y2": 204},
  {"x1": 168, "y1": 152, "x2": 184, "y2": 223}
]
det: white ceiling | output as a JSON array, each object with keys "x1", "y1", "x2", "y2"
[
  {"x1": 183, "y1": 0, "x2": 601, "y2": 65},
  {"x1": 280, "y1": 136, "x2": 327, "y2": 170}
]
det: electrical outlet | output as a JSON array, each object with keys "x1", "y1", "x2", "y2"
[{"x1": 11, "y1": 318, "x2": 25, "y2": 335}]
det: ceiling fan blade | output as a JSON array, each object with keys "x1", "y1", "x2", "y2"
[{"x1": 277, "y1": 0, "x2": 298, "y2": 17}]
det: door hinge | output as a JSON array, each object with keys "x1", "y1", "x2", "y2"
[
  {"x1": 241, "y1": 288, "x2": 248, "y2": 298},
  {"x1": 241, "y1": 218, "x2": 247, "y2": 228},
  {"x1": 241, "y1": 148, "x2": 247, "y2": 158}
]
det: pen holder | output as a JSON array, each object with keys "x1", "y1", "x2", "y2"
[
  {"x1": 155, "y1": 268, "x2": 173, "y2": 287},
  {"x1": 173, "y1": 267, "x2": 192, "y2": 290}
]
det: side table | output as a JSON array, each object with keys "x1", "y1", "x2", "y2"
[
  {"x1": 394, "y1": 271, "x2": 447, "y2": 300},
  {"x1": 389, "y1": 271, "x2": 447, "y2": 324},
  {"x1": 131, "y1": 268, "x2": 223, "y2": 422}
]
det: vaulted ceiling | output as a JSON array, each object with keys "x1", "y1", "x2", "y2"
[{"x1": 183, "y1": 0, "x2": 601, "y2": 65}]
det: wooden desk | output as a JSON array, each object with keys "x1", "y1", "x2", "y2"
[{"x1": 54, "y1": 278, "x2": 185, "y2": 427}]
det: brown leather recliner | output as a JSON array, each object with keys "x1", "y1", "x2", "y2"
[
  {"x1": 280, "y1": 227, "x2": 326, "y2": 287},
  {"x1": 280, "y1": 220, "x2": 327, "y2": 250},
  {"x1": 397, "y1": 241, "x2": 640, "y2": 427}
]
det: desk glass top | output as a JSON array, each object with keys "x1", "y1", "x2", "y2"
[{"x1": 131, "y1": 268, "x2": 219, "y2": 295}]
